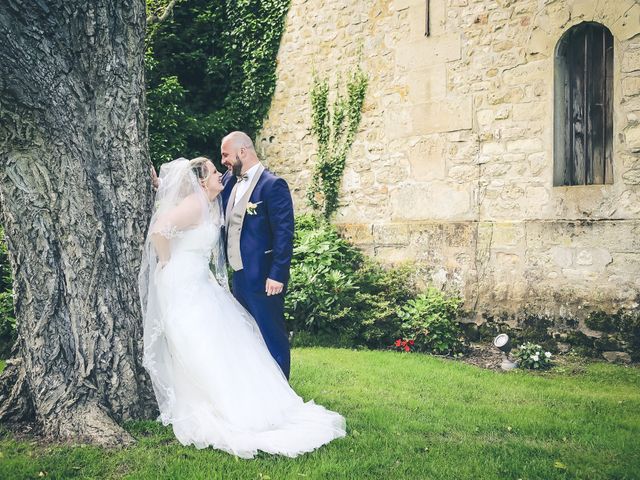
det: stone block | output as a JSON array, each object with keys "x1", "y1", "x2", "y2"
[
  {"x1": 575, "y1": 248, "x2": 613, "y2": 268},
  {"x1": 374, "y1": 246, "x2": 414, "y2": 264},
  {"x1": 609, "y1": 252, "x2": 640, "y2": 274},
  {"x1": 622, "y1": 48, "x2": 640, "y2": 74},
  {"x1": 337, "y1": 223, "x2": 374, "y2": 245},
  {"x1": 487, "y1": 87, "x2": 525, "y2": 105},
  {"x1": 622, "y1": 169, "x2": 640, "y2": 185},
  {"x1": 600, "y1": 2, "x2": 640, "y2": 41},
  {"x1": 622, "y1": 76, "x2": 640, "y2": 98},
  {"x1": 602, "y1": 351, "x2": 632, "y2": 364},
  {"x1": 526, "y1": 27, "x2": 555, "y2": 57},
  {"x1": 506, "y1": 138, "x2": 543, "y2": 153},
  {"x1": 372, "y1": 223, "x2": 412, "y2": 245},
  {"x1": 395, "y1": 33, "x2": 461, "y2": 68},
  {"x1": 440, "y1": 222, "x2": 476, "y2": 248},
  {"x1": 448, "y1": 164, "x2": 477, "y2": 181},
  {"x1": 622, "y1": 153, "x2": 640, "y2": 169},
  {"x1": 481, "y1": 142, "x2": 505, "y2": 155},
  {"x1": 568, "y1": 0, "x2": 598, "y2": 22},
  {"x1": 512, "y1": 102, "x2": 547, "y2": 122},
  {"x1": 383, "y1": 106, "x2": 413, "y2": 140},
  {"x1": 525, "y1": 185, "x2": 550, "y2": 206},
  {"x1": 492, "y1": 222, "x2": 525, "y2": 247},
  {"x1": 494, "y1": 252, "x2": 522, "y2": 271},
  {"x1": 550, "y1": 246, "x2": 573, "y2": 268},
  {"x1": 482, "y1": 162, "x2": 510, "y2": 178},
  {"x1": 406, "y1": 64, "x2": 447, "y2": 103},
  {"x1": 495, "y1": 106, "x2": 511, "y2": 120},
  {"x1": 410, "y1": 97, "x2": 473, "y2": 134},
  {"x1": 407, "y1": 135, "x2": 447, "y2": 180},
  {"x1": 625, "y1": 126, "x2": 640, "y2": 152},
  {"x1": 529, "y1": 152, "x2": 547, "y2": 176},
  {"x1": 390, "y1": 182, "x2": 472, "y2": 220},
  {"x1": 477, "y1": 109, "x2": 494, "y2": 127}
]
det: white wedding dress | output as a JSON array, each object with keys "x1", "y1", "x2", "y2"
[{"x1": 139, "y1": 159, "x2": 345, "y2": 459}]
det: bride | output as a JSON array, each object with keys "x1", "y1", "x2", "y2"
[{"x1": 138, "y1": 156, "x2": 346, "y2": 458}]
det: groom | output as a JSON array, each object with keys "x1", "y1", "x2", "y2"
[{"x1": 220, "y1": 131, "x2": 294, "y2": 379}]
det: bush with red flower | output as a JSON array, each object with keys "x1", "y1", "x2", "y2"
[
  {"x1": 397, "y1": 288, "x2": 466, "y2": 356},
  {"x1": 392, "y1": 338, "x2": 415, "y2": 352}
]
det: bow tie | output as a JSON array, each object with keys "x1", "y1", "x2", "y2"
[{"x1": 236, "y1": 173, "x2": 249, "y2": 182}]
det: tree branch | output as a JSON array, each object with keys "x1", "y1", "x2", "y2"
[{"x1": 147, "y1": 0, "x2": 178, "y2": 27}]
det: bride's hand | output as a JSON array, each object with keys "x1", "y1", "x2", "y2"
[{"x1": 151, "y1": 166, "x2": 160, "y2": 191}]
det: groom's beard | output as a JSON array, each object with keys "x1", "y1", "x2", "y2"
[{"x1": 232, "y1": 155, "x2": 243, "y2": 177}]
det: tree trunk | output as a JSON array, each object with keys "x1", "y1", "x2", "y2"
[{"x1": 0, "y1": 0, "x2": 157, "y2": 445}]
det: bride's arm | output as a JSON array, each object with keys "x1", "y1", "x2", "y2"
[{"x1": 150, "y1": 194, "x2": 203, "y2": 264}]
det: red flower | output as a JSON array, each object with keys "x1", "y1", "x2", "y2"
[
  {"x1": 404, "y1": 345, "x2": 410, "y2": 352},
  {"x1": 394, "y1": 339, "x2": 402, "y2": 347},
  {"x1": 408, "y1": 340, "x2": 415, "y2": 346}
]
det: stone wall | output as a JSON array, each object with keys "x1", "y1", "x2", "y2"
[{"x1": 257, "y1": 0, "x2": 640, "y2": 320}]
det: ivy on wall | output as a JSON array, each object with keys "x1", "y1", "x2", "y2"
[
  {"x1": 146, "y1": 0, "x2": 291, "y2": 167},
  {"x1": 308, "y1": 67, "x2": 368, "y2": 219}
]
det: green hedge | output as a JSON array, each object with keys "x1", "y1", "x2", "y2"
[{"x1": 285, "y1": 215, "x2": 464, "y2": 352}]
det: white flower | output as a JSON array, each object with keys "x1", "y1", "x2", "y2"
[
  {"x1": 531, "y1": 354, "x2": 539, "y2": 362},
  {"x1": 545, "y1": 352, "x2": 552, "y2": 358},
  {"x1": 246, "y1": 200, "x2": 263, "y2": 216},
  {"x1": 246, "y1": 202, "x2": 258, "y2": 215}
]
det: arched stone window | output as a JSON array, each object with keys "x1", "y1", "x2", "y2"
[{"x1": 554, "y1": 22, "x2": 614, "y2": 186}]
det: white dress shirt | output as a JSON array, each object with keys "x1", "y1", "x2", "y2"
[{"x1": 234, "y1": 163, "x2": 262, "y2": 206}]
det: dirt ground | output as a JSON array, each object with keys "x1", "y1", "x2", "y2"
[{"x1": 455, "y1": 342, "x2": 506, "y2": 371}]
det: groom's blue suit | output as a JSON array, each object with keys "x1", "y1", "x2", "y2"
[{"x1": 221, "y1": 168, "x2": 294, "y2": 379}]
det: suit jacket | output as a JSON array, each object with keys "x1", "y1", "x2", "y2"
[{"x1": 221, "y1": 168, "x2": 294, "y2": 291}]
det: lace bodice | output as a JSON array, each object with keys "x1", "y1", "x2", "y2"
[{"x1": 170, "y1": 222, "x2": 219, "y2": 258}]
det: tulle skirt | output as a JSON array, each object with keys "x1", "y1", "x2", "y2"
[{"x1": 143, "y1": 251, "x2": 346, "y2": 458}]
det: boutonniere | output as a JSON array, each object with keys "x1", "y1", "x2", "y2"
[{"x1": 246, "y1": 200, "x2": 262, "y2": 215}]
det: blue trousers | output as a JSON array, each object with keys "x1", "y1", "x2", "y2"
[{"x1": 232, "y1": 269, "x2": 291, "y2": 379}]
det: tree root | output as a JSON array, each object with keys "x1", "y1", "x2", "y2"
[
  {"x1": 0, "y1": 357, "x2": 135, "y2": 447},
  {"x1": 51, "y1": 403, "x2": 135, "y2": 447},
  {"x1": 0, "y1": 357, "x2": 35, "y2": 425}
]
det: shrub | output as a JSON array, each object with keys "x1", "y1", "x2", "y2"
[
  {"x1": 397, "y1": 288, "x2": 465, "y2": 356},
  {"x1": 514, "y1": 342, "x2": 553, "y2": 370},
  {"x1": 285, "y1": 214, "x2": 415, "y2": 349},
  {"x1": 356, "y1": 261, "x2": 414, "y2": 348},
  {"x1": 392, "y1": 338, "x2": 415, "y2": 353}
]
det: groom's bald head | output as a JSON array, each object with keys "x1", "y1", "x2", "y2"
[
  {"x1": 222, "y1": 131, "x2": 255, "y2": 151},
  {"x1": 221, "y1": 131, "x2": 259, "y2": 175}
]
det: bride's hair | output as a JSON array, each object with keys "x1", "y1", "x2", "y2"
[{"x1": 189, "y1": 156, "x2": 212, "y2": 183}]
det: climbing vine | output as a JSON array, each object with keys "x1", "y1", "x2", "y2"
[
  {"x1": 145, "y1": 0, "x2": 291, "y2": 167},
  {"x1": 308, "y1": 67, "x2": 368, "y2": 219}
]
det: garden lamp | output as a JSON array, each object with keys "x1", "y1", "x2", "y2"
[{"x1": 493, "y1": 333, "x2": 518, "y2": 370}]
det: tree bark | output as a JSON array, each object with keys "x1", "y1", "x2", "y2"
[{"x1": 0, "y1": 0, "x2": 157, "y2": 445}]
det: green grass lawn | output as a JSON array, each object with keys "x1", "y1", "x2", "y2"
[{"x1": 0, "y1": 348, "x2": 638, "y2": 479}]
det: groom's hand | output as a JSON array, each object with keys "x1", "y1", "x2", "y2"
[{"x1": 265, "y1": 278, "x2": 283, "y2": 296}]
